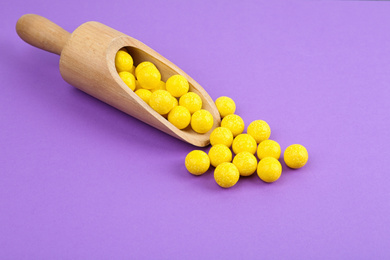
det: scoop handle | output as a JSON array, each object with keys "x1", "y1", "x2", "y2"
[{"x1": 16, "y1": 14, "x2": 71, "y2": 55}]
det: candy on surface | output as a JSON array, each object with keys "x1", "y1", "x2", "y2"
[
  {"x1": 232, "y1": 134, "x2": 257, "y2": 155},
  {"x1": 115, "y1": 50, "x2": 134, "y2": 72},
  {"x1": 149, "y1": 90, "x2": 175, "y2": 115},
  {"x1": 233, "y1": 152, "x2": 257, "y2": 176},
  {"x1": 221, "y1": 114, "x2": 245, "y2": 137},
  {"x1": 166, "y1": 75, "x2": 189, "y2": 98},
  {"x1": 185, "y1": 150, "x2": 210, "y2": 175},
  {"x1": 137, "y1": 65, "x2": 161, "y2": 89},
  {"x1": 284, "y1": 144, "x2": 309, "y2": 169},
  {"x1": 135, "y1": 89, "x2": 152, "y2": 104},
  {"x1": 208, "y1": 144, "x2": 232, "y2": 167},
  {"x1": 257, "y1": 157, "x2": 282, "y2": 183},
  {"x1": 257, "y1": 140, "x2": 281, "y2": 160},
  {"x1": 247, "y1": 120, "x2": 271, "y2": 143},
  {"x1": 214, "y1": 162, "x2": 240, "y2": 188},
  {"x1": 191, "y1": 109, "x2": 214, "y2": 134},
  {"x1": 151, "y1": 81, "x2": 166, "y2": 92},
  {"x1": 168, "y1": 106, "x2": 191, "y2": 129},
  {"x1": 118, "y1": 71, "x2": 136, "y2": 91},
  {"x1": 179, "y1": 92, "x2": 202, "y2": 114},
  {"x1": 135, "y1": 61, "x2": 156, "y2": 78},
  {"x1": 210, "y1": 127, "x2": 233, "y2": 147},
  {"x1": 215, "y1": 96, "x2": 236, "y2": 118}
]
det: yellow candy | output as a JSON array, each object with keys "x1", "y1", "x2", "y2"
[
  {"x1": 214, "y1": 162, "x2": 240, "y2": 188},
  {"x1": 151, "y1": 81, "x2": 166, "y2": 92},
  {"x1": 210, "y1": 127, "x2": 233, "y2": 147},
  {"x1": 135, "y1": 89, "x2": 152, "y2": 104},
  {"x1": 284, "y1": 144, "x2": 308, "y2": 169},
  {"x1": 135, "y1": 80, "x2": 141, "y2": 90},
  {"x1": 135, "y1": 61, "x2": 156, "y2": 78},
  {"x1": 166, "y1": 75, "x2": 189, "y2": 97},
  {"x1": 118, "y1": 71, "x2": 136, "y2": 91},
  {"x1": 221, "y1": 114, "x2": 245, "y2": 137},
  {"x1": 168, "y1": 106, "x2": 191, "y2": 129},
  {"x1": 233, "y1": 152, "x2": 257, "y2": 176},
  {"x1": 129, "y1": 65, "x2": 135, "y2": 75},
  {"x1": 115, "y1": 50, "x2": 134, "y2": 72},
  {"x1": 232, "y1": 134, "x2": 257, "y2": 155},
  {"x1": 171, "y1": 96, "x2": 178, "y2": 108},
  {"x1": 257, "y1": 140, "x2": 281, "y2": 160},
  {"x1": 257, "y1": 157, "x2": 282, "y2": 183},
  {"x1": 247, "y1": 120, "x2": 271, "y2": 143},
  {"x1": 215, "y1": 96, "x2": 236, "y2": 118},
  {"x1": 185, "y1": 150, "x2": 210, "y2": 175},
  {"x1": 137, "y1": 65, "x2": 161, "y2": 90},
  {"x1": 191, "y1": 109, "x2": 214, "y2": 134},
  {"x1": 208, "y1": 144, "x2": 232, "y2": 167},
  {"x1": 149, "y1": 90, "x2": 175, "y2": 115},
  {"x1": 179, "y1": 92, "x2": 202, "y2": 114}
]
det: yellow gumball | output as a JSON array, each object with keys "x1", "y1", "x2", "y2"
[
  {"x1": 191, "y1": 109, "x2": 214, "y2": 134},
  {"x1": 149, "y1": 90, "x2": 175, "y2": 115},
  {"x1": 215, "y1": 96, "x2": 236, "y2": 118},
  {"x1": 166, "y1": 75, "x2": 189, "y2": 98},
  {"x1": 257, "y1": 157, "x2": 282, "y2": 183},
  {"x1": 247, "y1": 120, "x2": 271, "y2": 143},
  {"x1": 135, "y1": 89, "x2": 152, "y2": 104},
  {"x1": 214, "y1": 162, "x2": 240, "y2": 188},
  {"x1": 135, "y1": 61, "x2": 156, "y2": 78},
  {"x1": 185, "y1": 150, "x2": 210, "y2": 175},
  {"x1": 257, "y1": 140, "x2": 281, "y2": 160},
  {"x1": 115, "y1": 50, "x2": 133, "y2": 72},
  {"x1": 284, "y1": 144, "x2": 308, "y2": 169},
  {"x1": 221, "y1": 114, "x2": 245, "y2": 137},
  {"x1": 232, "y1": 134, "x2": 257, "y2": 155},
  {"x1": 179, "y1": 92, "x2": 202, "y2": 114},
  {"x1": 208, "y1": 144, "x2": 232, "y2": 167},
  {"x1": 137, "y1": 65, "x2": 161, "y2": 90},
  {"x1": 233, "y1": 152, "x2": 257, "y2": 176},
  {"x1": 118, "y1": 71, "x2": 136, "y2": 91},
  {"x1": 209, "y1": 127, "x2": 233, "y2": 147},
  {"x1": 168, "y1": 106, "x2": 191, "y2": 129},
  {"x1": 151, "y1": 81, "x2": 166, "y2": 92}
]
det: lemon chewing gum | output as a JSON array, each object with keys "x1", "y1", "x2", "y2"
[{"x1": 16, "y1": 14, "x2": 220, "y2": 147}]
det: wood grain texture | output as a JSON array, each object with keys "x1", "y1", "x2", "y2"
[{"x1": 16, "y1": 14, "x2": 220, "y2": 147}]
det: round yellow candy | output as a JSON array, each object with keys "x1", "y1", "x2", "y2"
[
  {"x1": 233, "y1": 152, "x2": 257, "y2": 176},
  {"x1": 168, "y1": 106, "x2": 191, "y2": 129},
  {"x1": 135, "y1": 61, "x2": 156, "y2": 78},
  {"x1": 191, "y1": 109, "x2": 214, "y2": 134},
  {"x1": 232, "y1": 134, "x2": 257, "y2": 155},
  {"x1": 257, "y1": 157, "x2": 282, "y2": 183},
  {"x1": 118, "y1": 71, "x2": 136, "y2": 91},
  {"x1": 137, "y1": 65, "x2": 161, "y2": 90},
  {"x1": 151, "y1": 81, "x2": 166, "y2": 92},
  {"x1": 179, "y1": 92, "x2": 202, "y2": 114},
  {"x1": 257, "y1": 140, "x2": 281, "y2": 160},
  {"x1": 214, "y1": 162, "x2": 240, "y2": 188},
  {"x1": 247, "y1": 120, "x2": 271, "y2": 143},
  {"x1": 135, "y1": 89, "x2": 152, "y2": 104},
  {"x1": 221, "y1": 114, "x2": 245, "y2": 137},
  {"x1": 166, "y1": 75, "x2": 189, "y2": 97},
  {"x1": 215, "y1": 96, "x2": 236, "y2": 118},
  {"x1": 208, "y1": 144, "x2": 232, "y2": 167},
  {"x1": 210, "y1": 127, "x2": 233, "y2": 147},
  {"x1": 185, "y1": 150, "x2": 210, "y2": 175},
  {"x1": 115, "y1": 50, "x2": 134, "y2": 72},
  {"x1": 171, "y1": 96, "x2": 178, "y2": 109},
  {"x1": 149, "y1": 90, "x2": 175, "y2": 115},
  {"x1": 284, "y1": 144, "x2": 308, "y2": 169},
  {"x1": 129, "y1": 65, "x2": 135, "y2": 75}
]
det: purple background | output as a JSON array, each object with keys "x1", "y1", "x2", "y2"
[{"x1": 1, "y1": 0, "x2": 390, "y2": 259}]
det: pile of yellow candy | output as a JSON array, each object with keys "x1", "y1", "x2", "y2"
[
  {"x1": 185, "y1": 96, "x2": 309, "y2": 188},
  {"x1": 115, "y1": 48, "x2": 213, "y2": 133}
]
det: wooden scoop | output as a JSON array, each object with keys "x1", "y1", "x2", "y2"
[{"x1": 16, "y1": 14, "x2": 220, "y2": 147}]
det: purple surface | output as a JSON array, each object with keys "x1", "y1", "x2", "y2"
[{"x1": 1, "y1": 0, "x2": 390, "y2": 259}]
